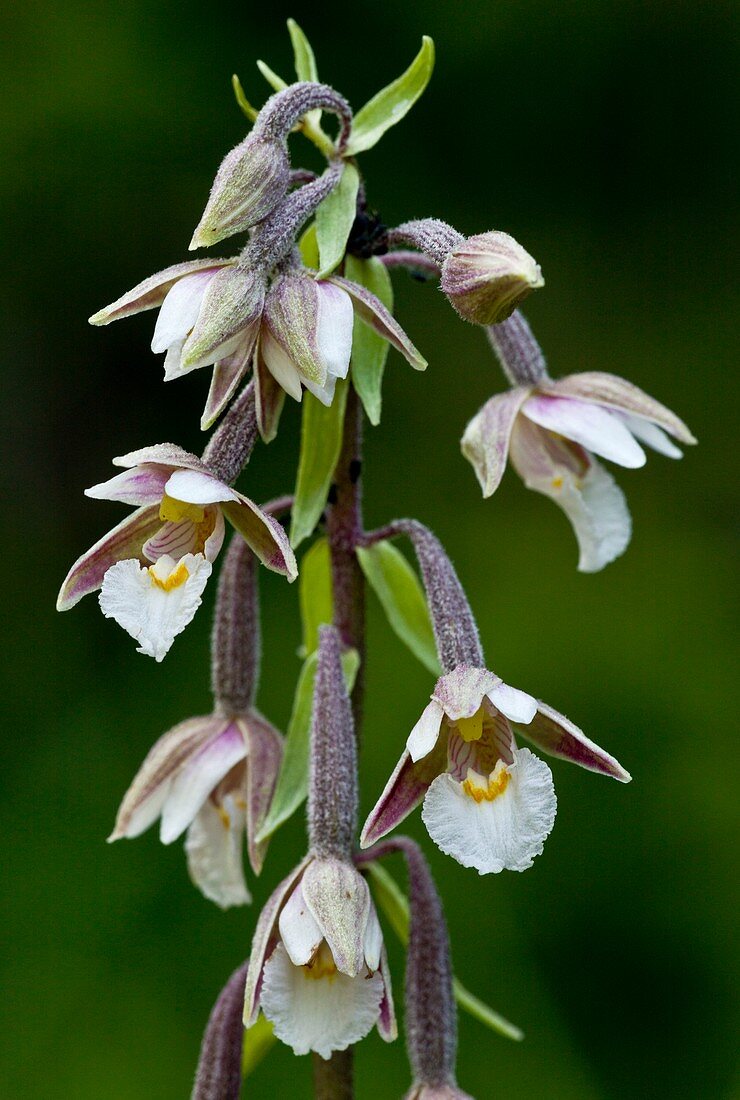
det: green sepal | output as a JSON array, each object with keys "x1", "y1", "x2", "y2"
[
  {"x1": 242, "y1": 1014, "x2": 277, "y2": 1077},
  {"x1": 366, "y1": 862, "x2": 524, "y2": 1042},
  {"x1": 231, "y1": 74, "x2": 259, "y2": 122},
  {"x1": 357, "y1": 541, "x2": 441, "y2": 676},
  {"x1": 345, "y1": 254, "x2": 393, "y2": 425},
  {"x1": 315, "y1": 162, "x2": 360, "y2": 278},
  {"x1": 299, "y1": 536, "x2": 333, "y2": 658},
  {"x1": 344, "y1": 37, "x2": 435, "y2": 156},
  {"x1": 290, "y1": 379, "x2": 349, "y2": 549},
  {"x1": 256, "y1": 648, "x2": 360, "y2": 843}
]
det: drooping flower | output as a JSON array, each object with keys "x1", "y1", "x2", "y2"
[
  {"x1": 243, "y1": 856, "x2": 396, "y2": 1059},
  {"x1": 90, "y1": 261, "x2": 425, "y2": 432},
  {"x1": 109, "y1": 710, "x2": 282, "y2": 908},
  {"x1": 462, "y1": 318, "x2": 696, "y2": 571},
  {"x1": 361, "y1": 664, "x2": 630, "y2": 875},
  {"x1": 57, "y1": 444, "x2": 296, "y2": 661}
]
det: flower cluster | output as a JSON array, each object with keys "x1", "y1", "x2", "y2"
[{"x1": 57, "y1": 21, "x2": 694, "y2": 1099}]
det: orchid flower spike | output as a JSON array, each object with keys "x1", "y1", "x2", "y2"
[
  {"x1": 108, "y1": 538, "x2": 283, "y2": 907},
  {"x1": 243, "y1": 627, "x2": 396, "y2": 1058},
  {"x1": 462, "y1": 312, "x2": 697, "y2": 571},
  {"x1": 361, "y1": 524, "x2": 630, "y2": 873},
  {"x1": 57, "y1": 443, "x2": 296, "y2": 661}
]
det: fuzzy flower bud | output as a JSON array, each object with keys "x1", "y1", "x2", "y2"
[
  {"x1": 191, "y1": 961, "x2": 249, "y2": 1100},
  {"x1": 190, "y1": 133, "x2": 291, "y2": 250},
  {"x1": 440, "y1": 231, "x2": 544, "y2": 325}
]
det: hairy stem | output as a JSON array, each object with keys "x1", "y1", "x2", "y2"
[{"x1": 311, "y1": 384, "x2": 365, "y2": 1097}]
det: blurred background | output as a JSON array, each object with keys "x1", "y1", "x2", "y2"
[{"x1": 1, "y1": 1, "x2": 737, "y2": 1096}]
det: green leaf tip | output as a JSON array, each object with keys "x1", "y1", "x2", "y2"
[
  {"x1": 316, "y1": 162, "x2": 360, "y2": 278},
  {"x1": 232, "y1": 74, "x2": 258, "y2": 121},
  {"x1": 287, "y1": 19, "x2": 319, "y2": 83},
  {"x1": 344, "y1": 36, "x2": 435, "y2": 156}
]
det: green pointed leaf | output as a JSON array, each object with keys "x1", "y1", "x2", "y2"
[
  {"x1": 256, "y1": 648, "x2": 359, "y2": 843},
  {"x1": 256, "y1": 58, "x2": 288, "y2": 93},
  {"x1": 242, "y1": 1015, "x2": 277, "y2": 1077},
  {"x1": 345, "y1": 255, "x2": 393, "y2": 425},
  {"x1": 298, "y1": 222, "x2": 319, "y2": 269},
  {"x1": 344, "y1": 37, "x2": 435, "y2": 156},
  {"x1": 357, "y1": 541, "x2": 441, "y2": 676},
  {"x1": 290, "y1": 380, "x2": 349, "y2": 549},
  {"x1": 288, "y1": 18, "x2": 318, "y2": 82},
  {"x1": 366, "y1": 862, "x2": 524, "y2": 1042},
  {"x1": 315, "y1": 162, "x2": 360, "y2": 278},
  {"x1": 299, "y1": 537, "x2": 333, "y2": 658},
  {"x1": 231, "y1": 74, "x2": 259, "y2": 122}
]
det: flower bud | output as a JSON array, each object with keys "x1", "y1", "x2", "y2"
[
  {"x1": 440, "y1": 231, "x2": 543, "y2": 325},
  {"x1": 190, "y1": 134, "x2": 290, "y2": 250}
]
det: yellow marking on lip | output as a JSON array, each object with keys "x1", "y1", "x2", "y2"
[
  {"x1": 148, "y1": 561, "x2": 190, "y2": 591},
  {"x1": 462, "y1": 762, "x2": 511, "y2": 803},
  {"x1": 302, "y1": 942, "x2": 338, "y2": 982},
  {"x1": 551, "y1": 475, "x2": 563, "y2": 490},
  {"x1": 217, "y1": 804, "x2": 231, "y2": 830},
  {"x1": 159, "y1": 493, "x2": 206, "y2": 525},
  {"x1": 456, "y1": 710, "x2": 484, "y2": 743}
]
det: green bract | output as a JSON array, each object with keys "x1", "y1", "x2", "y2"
[
  {"x1": 298, "y1": 536, "x2": 333, "y2": 658},
  {"x1": 315, "y1": 162, "x2": 360, "y2": 278},
  {"x1": 357, "y1": 540, "x2": 440, "y2": 676},
  {"x1": 345, "y1": 255, "x2": 394, "y2": 425},
  {"x1": 290, "y1": 380, "x2": 349, "y2": 549},
  {"x1": 344, "y1": 36, "x2": 435, "y2": 156}
]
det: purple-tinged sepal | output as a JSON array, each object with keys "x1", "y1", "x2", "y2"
[
  {"x1": 88, "y1": 259, "x2": 235, "y2": 326},
  {"x1": 441, "y1": 231, "x2": 543, "y2": 325},
  {"x1": 189, "y1": 133, "x2": 291, "y2": 250},
  {"x1": 515, "y1": 701, "x2": 631, "y2": 782}
]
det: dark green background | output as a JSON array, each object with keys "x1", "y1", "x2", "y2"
[{"x1": 2, "y1": 1, "x2": 737, "y2": 1097}]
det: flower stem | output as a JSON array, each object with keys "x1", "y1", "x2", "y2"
[{"x1": 311, "y1": 384, "x2": 365, "y2": 1098}]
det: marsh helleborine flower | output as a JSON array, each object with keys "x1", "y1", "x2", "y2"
[
  {"x1": 244, "y1": 856, "x2": 395, "y2": 1059},
  {"x1": 362, "y1": 664, "x2": 630, "y2": 875},
  {"x1": 109, "y1": 710, "x2": 282, "y2": 907},
  {"x1": 91, "y1": 261, "x2": 425, "y2": 432},
  {"x1": 57, "y1": 444, "x2": 296, "y2": 661},
  {"x1": 463, "y1": 368, "x2": 696, "y2": 572}
]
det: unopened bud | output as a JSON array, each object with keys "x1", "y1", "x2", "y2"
[
  {"x1": 190, "y1": 134, "x2": 290, "y2": 250},
  {"x1": 441, "y1": 231, "x2": 543, "y2": 326}
]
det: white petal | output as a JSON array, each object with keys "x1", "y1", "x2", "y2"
[
  {"x1": 162, "y1": 340, "x2": 186, "y2": 380},
  {"x1": 523, "y1": 396, "x2": 646, "y2": 468},
  {"x1": 487, "y1": 682, "x2": 537, "y2": 724},
  {"x1": 151, "y1": 272, "x2": 212, "y2": 353},
  {"x1": 160, "y1": 722, "x2": 246, "y2": 843},
  {"x1": 617, "y1": 412, "x2": 683, "y2": 459},
  {"x1": 363, "y1": 901, "x2": 383, "y2": 972},
  {"x1": 98, "y1": 553, "x2": 212, "y2": 661},
  {"x1": 302, "y1": 372, "x2": 338, "y2": 406},
  {"x1": 315, "y1": 283, "x2": 353, "y2": 380},
  {"x1": 164, "y1": 468, "x2": 237, "y2": 506},
  {"x1": 260, "y1": 328, "x2": 305, "y2": 401},
  {"x1": 278, "y1": 883, "x2": 324, "y2": 967},
  {"x1": 185, "y1": 795, "x2": 251, "y2": 909},
  {"x1": 407, "y1": 700, "x2": 445, "y2": 762},
  {"x1": 260, "y1": 944, "x2": 383, "y2": 1059},
  {"x1": 421, "y1": 748, "x2": 556, "y2": 874}
]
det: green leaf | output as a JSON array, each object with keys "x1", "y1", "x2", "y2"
[
  {"x1": 290, "y1": 379, "x2": 349, "y2": 549},
  {"x1": 315, "y1": 162, "x2": 360, "y2": 278},
  {"x1": 366, "y1": 863, "x2": 524, "y2": 1042},
  {"x1": 242, "y1": 1015, "x2": 277, "y2": 1077},
  {"x1": 345, "y1": 255, "x2": 393, "y2": 425},
  {"x1": 298, "y1": 222, "x2": 319, "y2": 269},
  {"x1": 287, "y1": 18, "x2": 318, "y2": 82},
  {"x1": 299, "y1": 537, "x2": 333, "y2": 658},
  {"x1": 256, "y1": 58, "x2": 288, "y2": 93},
  {"x1": 256, "y1": 648, "x2": 359, "y2": 843},
  {"x1": 231, "y1": 74, "x2": 259, "y2": 122},
  {"x1": 344, "y1": 36, "x2": 435, "y2": 156},
  {"x1": 357, "y1": 541, "x2": 441, "y2": 676}
]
